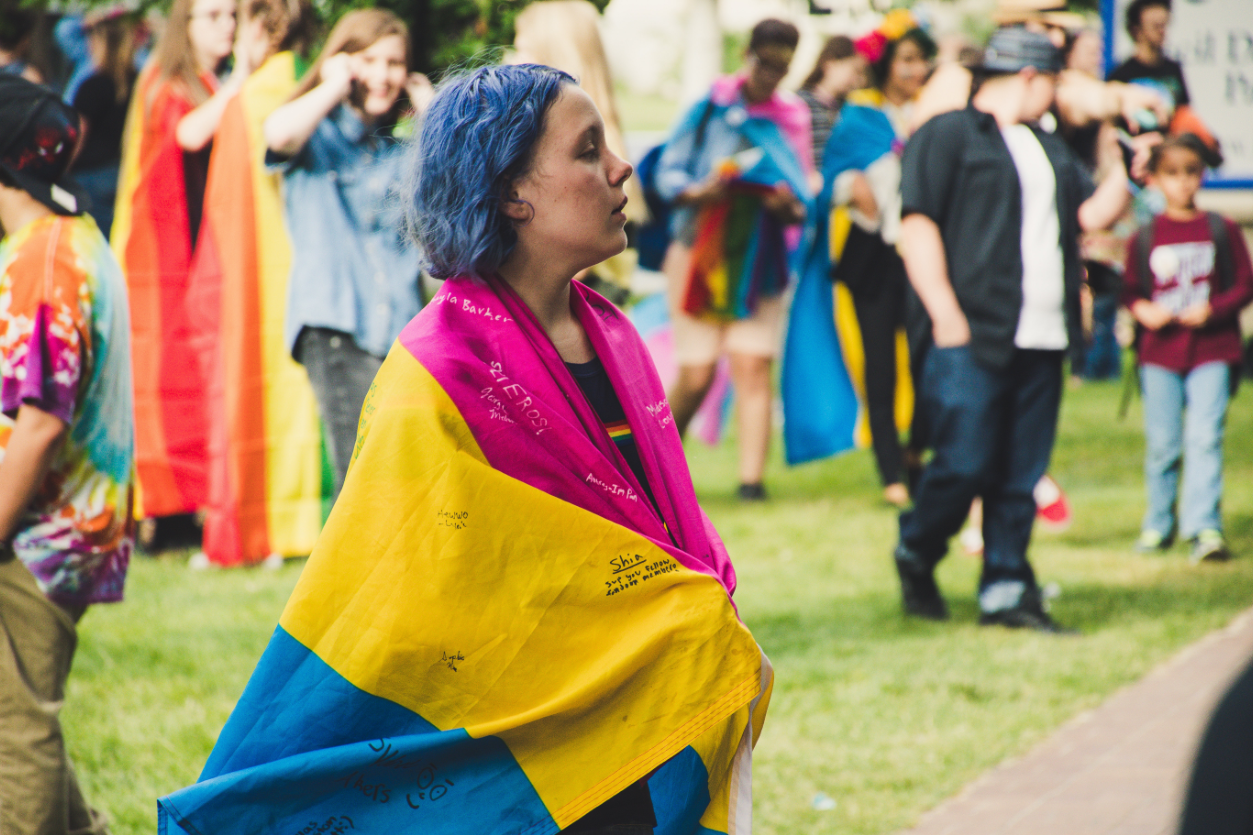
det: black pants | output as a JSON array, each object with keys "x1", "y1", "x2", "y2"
[
  {"x1": 297, "y1": 327, "x2": 383, "y2": 501},
  {"x1": 845, "y1": 240, "x2": 909, "y2": 487},
  {"x1": 900, "y1": 346, "x2": 1063, "y2": 607}
]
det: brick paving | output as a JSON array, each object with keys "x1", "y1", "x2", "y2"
[{"x1": 898, "y1": 608, "x2": 1253, "y2": 835}]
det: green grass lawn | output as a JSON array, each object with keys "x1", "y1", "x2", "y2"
[{"x1": 65, "y1": 378, "x2": 1253, "y2": 834}]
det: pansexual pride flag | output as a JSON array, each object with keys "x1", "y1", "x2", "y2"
[{"x1": 159, "y1": 275, "x2": 771, "y2": 835}]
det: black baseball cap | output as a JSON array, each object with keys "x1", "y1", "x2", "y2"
[
  {"x1": 0, "y1": 74, "x2": 88, "y2": 216},
  {"x1": 981, "y1": 26, "x2": 1064, "y2": 74}
]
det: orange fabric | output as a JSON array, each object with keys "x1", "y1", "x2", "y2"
[
  {"x1": 189, "y1": 53, "x2": 321, "y2": 566},
  {"x1": 189, "y1": 95, "x2": 270, "y2": 566},
  {"x1": 1169, "y1": 105, "x2": 1220, "y2": 152}
]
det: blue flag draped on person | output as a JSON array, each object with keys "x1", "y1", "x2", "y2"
[{"x1": 781, "y1": 91, "x2": 906, "y2": 465}]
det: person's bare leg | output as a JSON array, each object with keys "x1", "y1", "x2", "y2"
[
  {"x1": 730, "y1": 352, "x2": 772, "y2": 487},
  {"x1": 667, "y1": 363, "x2": 716, "y2": 438}
]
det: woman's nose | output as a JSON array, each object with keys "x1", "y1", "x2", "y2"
[{"x1": 611, "y1": 155, "x2": 633, "y2": 185}]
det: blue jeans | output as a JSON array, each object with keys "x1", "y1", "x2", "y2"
[
  {"x1": 1083, "y1": 293, "x2": 1121, "y2": 380},
  {"x1": 900, "y1": 346, "x2": 1063, "y2": 612},
  {"x1": 1140, "y1": 362, "x2": 1229, "y2": 539}
]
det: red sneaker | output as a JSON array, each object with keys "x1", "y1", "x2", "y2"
[{"x1": 1034, "y1": 475, "x2": 1072, "y2": 532}]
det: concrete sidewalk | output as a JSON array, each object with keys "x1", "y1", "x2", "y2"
[{"x1": 899, "y1": 608, "x2": 1253, "y2": 835}]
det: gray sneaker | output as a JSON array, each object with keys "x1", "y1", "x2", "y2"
[
  {"x1": 1189, "y1": 530, "x2": 1230, "y2": 564},
  {"x1": 1134, "y1": 529, "x2": 1170, "y2": 553}
]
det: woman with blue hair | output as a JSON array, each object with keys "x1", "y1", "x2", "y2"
[{"x1": 157, "y1": 63, "x2": 770, "y2": 835}]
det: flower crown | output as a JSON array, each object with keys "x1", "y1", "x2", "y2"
[{"x1": 854, "y1": 9, "x2": 918, "y2": 65}]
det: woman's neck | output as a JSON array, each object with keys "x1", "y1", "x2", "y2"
[
  {"x1": 881, "y1": 83, "x2": 911, "y2": 107},
  {"x1": 193, "y1": 46, "x2": 219, "y2": 76},
  {"x1": 497, "y1": 247, "x2": 595, "y2": 363},
  {"x1": 1134, "y1": 41, "x2": 1162, "y2": 65},
  {"x1": 351, "y1": 103, "x2": 379, "y2": 128}
]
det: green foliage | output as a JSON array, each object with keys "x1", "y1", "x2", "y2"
[
  {"x1": 62, "y1": 378, "x2": 1253, "y2": 834},
  {"x1": 33, "y1": 0, "x2": 608, "y2": 73},
  {"x1": 365, "y1": 0, "x2": 613, "y2": 74}
]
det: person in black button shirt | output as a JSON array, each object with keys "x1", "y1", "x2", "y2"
[
  {"x1": 893, "y1": 27, "x2": 1129, "y2": 633},
  {"x1": 70, "y1": 13, "x2": 138, "y2": 239}
]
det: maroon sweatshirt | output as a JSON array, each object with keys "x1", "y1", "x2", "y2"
[{"x1": 1123, "y1": 213, "x2": 1253, "y2": 372}]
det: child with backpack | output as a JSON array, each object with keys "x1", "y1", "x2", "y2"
[{"x1": 1125, "y1": 134, "x2": 1253, "y2": 562}]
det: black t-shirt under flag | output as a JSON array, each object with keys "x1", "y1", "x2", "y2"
[
  {"x1": 561, "y1": 355, "x2": 658, "y2": 833},
  {"x1": 565, "y1": 356, "x2": 658, "y2": 511},
  {"x1": 1108, "y1": 56, "x2": 1191, "y2": 107}
]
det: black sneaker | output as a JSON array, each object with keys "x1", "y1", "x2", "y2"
[
  {"x1": 893, "y1": 544, "x2": 948, "y2": 620},
  {"x1": 979, "y1": 588, "x2": 1077, "y2": 634},
  {"x1": 738, "y1": 483, "x2": 767, "y2": 502}
]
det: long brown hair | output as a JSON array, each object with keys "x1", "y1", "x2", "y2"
[
  {"x1": 150, "y1": 0, "x2": 222, "y2": 109},
  {"x1": 288, "y1": 9, "x2": 408, "y2": 105},
  {"x1": 245, "y1": 0, "x2": 316, "y2": 58},
  {"x1": 802, "y1": 35, "x2": 856, "y2": 90},
  {"x1": 89, "y1": 15, "x2": 138, "y2": 103}
]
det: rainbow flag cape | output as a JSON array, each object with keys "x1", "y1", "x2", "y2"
[
  {"x1": 111, "y1": 65, "x2": 211, "y2": 518},
  {"x1": 158, "y1": 275, "x2": 771, "y2": 835},
  {"x1": 683, "y1": 124, "x2": 809, "y2": 324},
  {"x1": 188, "y1": 52, "x2": 326, "y2": 566},
  {"x1": 781, "y1": 92, "x2": 913, "y2": 466}
]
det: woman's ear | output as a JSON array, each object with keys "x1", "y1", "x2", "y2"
[{"x1": 500, "y1": 189, "x2": 535, "y2": 225}]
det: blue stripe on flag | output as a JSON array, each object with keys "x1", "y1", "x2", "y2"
[
  {"x1": 158, "y1": 627, "x2": 552, "y2": 835},
  {"x1": 648, "y1": 746, "x2": 712, "y2": 835}
]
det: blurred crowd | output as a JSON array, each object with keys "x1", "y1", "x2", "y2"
[
  {"x1": 2, "y1": 0, "x2": 1249, "y2": 645},
  {"x1": 2, "y1": 0, "x2": 1253, "y2": 828}
]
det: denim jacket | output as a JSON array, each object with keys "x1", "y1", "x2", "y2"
[{"x1": 269, "y1": 104, "x2": 423, "y2": 360}]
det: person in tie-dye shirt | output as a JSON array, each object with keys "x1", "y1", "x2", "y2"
[{"x1": 0, "y1": 74, "x2": 132, "y2": 835}]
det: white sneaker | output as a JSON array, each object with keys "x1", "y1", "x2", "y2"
[
  {"x1": 188, "y1": 551, "x2": 211, "y2": 571},
  {"x1": 959, "y1": 526, "x2": 984, "y2": 556},
  {"x1": 262, "y1": 553, "x2": 285, "y2": 571}
]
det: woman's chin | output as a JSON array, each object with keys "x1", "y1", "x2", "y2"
[
  {"x1": 606, "y1": 231, "x2": 629, "y2": 259},
  {"x1": 573, "y1": 238, "x2": 628, "y2": 277},
  {"x1": 364, "y1": 99, "x2": 397, "y2": 117}
]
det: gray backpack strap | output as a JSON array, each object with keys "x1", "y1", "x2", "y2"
[
  {"x1": 1135, "y1": 217, "x2": 1156, "y2": 299},
  {"x1": 1206, "y1": 212, "x2": 1234, "y2": 293}
]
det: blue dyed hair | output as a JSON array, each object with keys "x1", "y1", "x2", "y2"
[{"x1": 405, "y1": 63, "x2": 576, "y2": 279}]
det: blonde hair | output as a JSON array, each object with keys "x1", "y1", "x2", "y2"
[
  {"x1": 151, "y1": 0, "x2": 220, "y2": 108},
  {"x1": 512, "y1": 0, "x2": 643, "y2": 220}
]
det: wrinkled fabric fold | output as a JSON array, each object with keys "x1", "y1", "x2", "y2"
[
  {"x1": 111, "y1": 66, "x2": 210, "y2": 517},
  {"x1": 782, "y1": 94, "x2": 913, "y2": 465},
  {"x1": 157, "y1": 276, "x2": 770, "y2": 835}
]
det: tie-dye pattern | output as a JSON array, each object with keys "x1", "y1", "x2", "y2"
[{"x1": 0, "y1": 214, "x2": 134, "y2": 607}]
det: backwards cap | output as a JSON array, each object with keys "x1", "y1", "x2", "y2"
[{"x1": 0, "y1": 75, "x2": 88, "y2": 216}]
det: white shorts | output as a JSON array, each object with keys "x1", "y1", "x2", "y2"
[{"x1": 662, "y1": 242, "x2": 784, "y2": 366}]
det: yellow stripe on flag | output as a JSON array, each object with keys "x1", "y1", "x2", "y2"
[
  {"x1": 239, "y1": 53, "x2": 324, "y2": 555},
  {"x1": 281, "y1": 346, "x2": 763, "y2": 829}
]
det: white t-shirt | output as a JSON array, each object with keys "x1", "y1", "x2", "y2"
[{"x1": 1001, "y1": 124, "x2": 1068, "y2": 350}]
